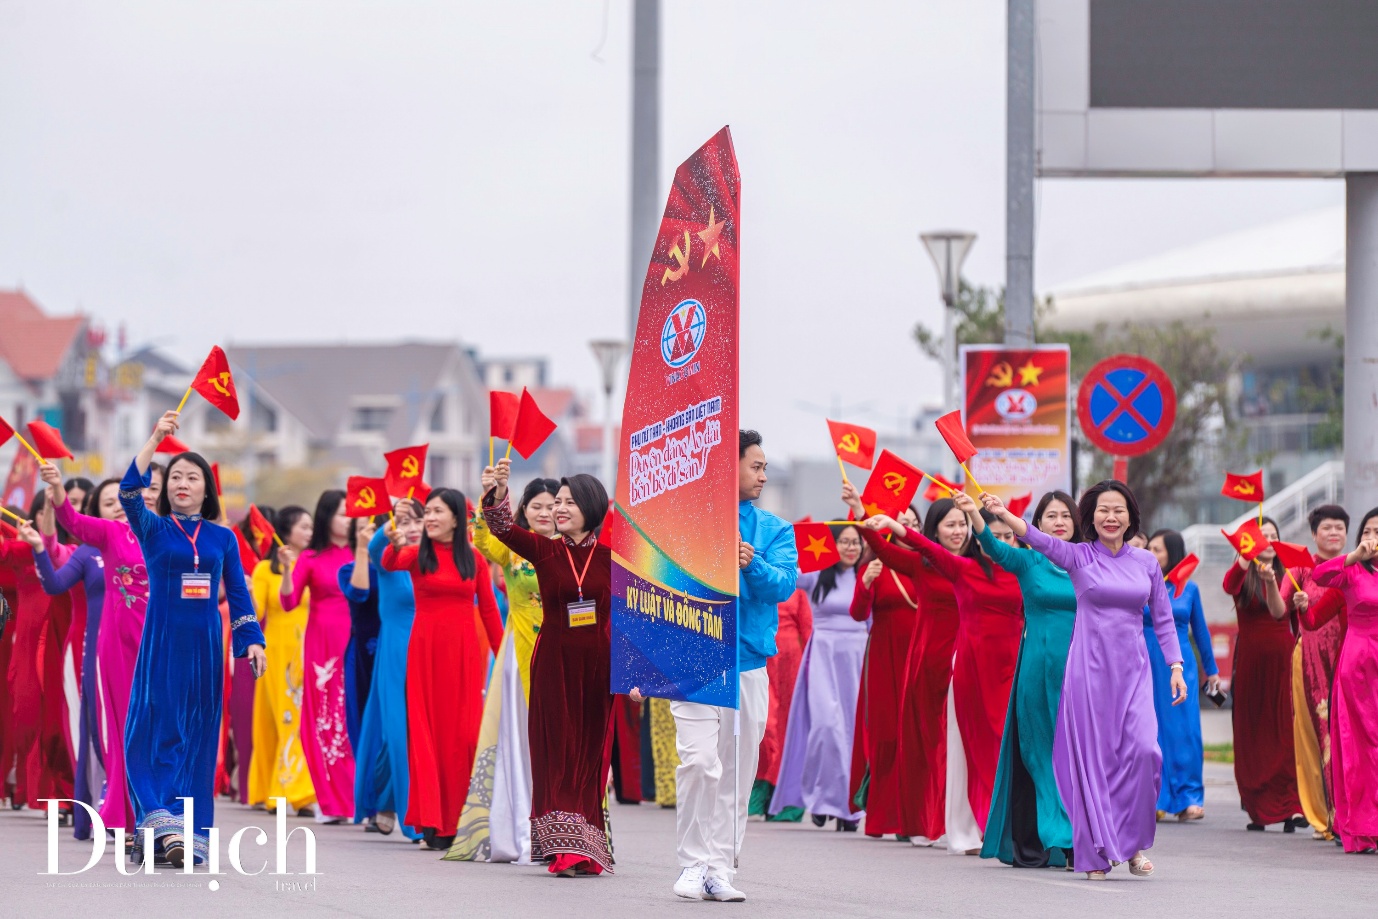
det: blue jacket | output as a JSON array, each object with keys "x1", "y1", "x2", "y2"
[{"x1": 738, "y1": 499, "x2": 798, "y2": 672}]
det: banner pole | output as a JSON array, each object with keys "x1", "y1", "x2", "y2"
[{"x1": 733, "y1": 708, "x2": 740, "y2": 870}]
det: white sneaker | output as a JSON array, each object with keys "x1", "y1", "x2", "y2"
[
  {"x1": 674, "y1": 864, "x2": 708, "y2": 899},
  {"x1": 703, "y1": 876, "x2": 746, "y2": 902}
]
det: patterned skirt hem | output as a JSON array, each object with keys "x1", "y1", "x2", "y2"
[{"x1": 530, "y1": 810, "x2": 614, "y2": 874}]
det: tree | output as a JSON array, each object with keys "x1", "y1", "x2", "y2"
[{"x1": 914, "y1": 283, "x2": 1241, "y2": 526}]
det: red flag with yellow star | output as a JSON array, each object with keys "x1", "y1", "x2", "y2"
[
  {"x1": 794, "y1": 522, "x2": 841, "y2": 574},
  {"x1": 384, "y1": 444, "x2": 428, "y2": 498},
  {"x1": 189, "y1": 346, "x2": 241, "y2": 420},
  {"x1": 346, "y1": 476, "x2": 390, "y2": 518},
  {"x1": 922, "y1": 472, "x2": 962, "y2": 503},
  {"x1": 247, "y1": 504, "x2": 276, "y2": 556},
  {"x1": 1221, "y1": 470, "x2": 1265, "y2": 503},
  {"x1": 859, "y1": 450, "x2": 922, "y2": 519},
  {"x1": 826, "y1": 419, "x2": 876, "y2": 471},
  {"x1": 1222, "y1": 519, "x2": 1270, "y2": 562}
]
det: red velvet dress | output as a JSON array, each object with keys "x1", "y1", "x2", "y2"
[
  {"x1": 848, "y1": 565, "x2": 919, "y2": 836},
  {"x1": 864, "y1": 528, "x2": 1024, "y2": 831},
  {"x1": 383, "y1": 541, "x2": 503, "y2": 836},
  {"x1": 757, "y1": 589, "x2": 812, "y2": 787},
  {"x1": 481, "y1": 498, "x2": 616, "y2": 873},
  {"x1": 0, "y1": 565, "x2": 17, "y2": 801},
  {"x1": 1224, "y1": 564, "x2": 1302, "y2": 825},
  {"x1": 896, "y1": 561, "x2": 958, "y2": 841},
  {"x1": 0, "y1": 539, "x2": 74, "y2": 809}
]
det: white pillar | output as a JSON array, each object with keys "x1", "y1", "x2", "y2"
[{"x1": 1345, "y1": 175, "x2": 1378, "y2": 517}]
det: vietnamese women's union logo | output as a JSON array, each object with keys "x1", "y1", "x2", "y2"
[
  {"x1": 661, "y1": 299, "x2": 707, "y2": 368},
  {"x1": 994, "y1": 388, "x2": 1038, "y2": 421}
]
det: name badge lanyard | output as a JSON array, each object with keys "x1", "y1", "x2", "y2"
[
  {"x1": 563, "y1": 541, "x2": 596, "y2": 603},
  {"x1": 171, "y1": 516, "x2": 204, "y2": 573}
]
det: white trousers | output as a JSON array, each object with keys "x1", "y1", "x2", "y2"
[
  {"x1": 944, "y1": 673, "x2": 983, "y2": 854},
  {"x1": 671, "y1": 668, "x2": 770, "y2": 881}
]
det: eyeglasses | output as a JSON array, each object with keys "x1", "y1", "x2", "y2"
[{"x1": 836, "y1": 539, "x2": 863, "y2": 549}]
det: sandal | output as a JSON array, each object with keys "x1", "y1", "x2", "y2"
[
  {"x1": 163, "y1": 835, "x2": 186, "y2": 869},
  {"x1": 1128, "y1": 853, "x2": 1153, "y2": 877},
  {"x1": 374, "y1": 811, "x2": 396, "y2": 836},
  {"x1": 1179, "y1": 806, "x2": 1204, "y2": 821},
  {"x1": 1086, "y1": 870, "x2": 1106, "y2": 881}
]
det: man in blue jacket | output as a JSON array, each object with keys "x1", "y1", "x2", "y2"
[{"x1": 671, "y1": 429, "x2": 797, "y2": 901}]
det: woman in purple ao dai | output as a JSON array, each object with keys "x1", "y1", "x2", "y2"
[{"x1": 982, "y1": 481, "x2": 1186, "y2": 880}]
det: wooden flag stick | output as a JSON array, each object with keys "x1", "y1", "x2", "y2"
[
  {"x1": 959, "y1": 462, "x2": 983, "y2": 494},
  {"x1": 12, "y1": 432, "x2": 44, "y2": 465},
  {"x1": 836, "y1": 455, "x2": 849, "y2": 485},
  {"x1": 0, "y1": 505, "x2": 29, "y2": 525},
  {"x1": 504, "y1": 440, "x2": 513, "y2": 461},
  {"x1": 1286, "y1": 568, "x2": 1303, "y2": 593},
  {"x1": 921, "y1": 471, "x2": 956, "y2": 495},
  {"x1": 175, "y1": 384, "x2": 194, "y2": 414},
  {"x1": 489, "y1": 436, "x2": 495, "y2": 469},
  {"x1": 817, "y1": 520, "x2": 866, "y2": 526},
  {"x1": 1258, "y1": 502, "x2": 1264, "y2": 527}
]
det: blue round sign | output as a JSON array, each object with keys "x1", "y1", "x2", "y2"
[{"x1": 1076, "y1": 355, "x2": 1177, "y2": 457}]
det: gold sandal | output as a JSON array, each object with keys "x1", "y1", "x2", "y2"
[{"x1": 1128, "y1": 853, "x2": 1153, "y2": 877}]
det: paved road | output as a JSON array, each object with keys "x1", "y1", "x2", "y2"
[{"x1": 2, "y1": 759, "x2": 1371, "y2": 918}]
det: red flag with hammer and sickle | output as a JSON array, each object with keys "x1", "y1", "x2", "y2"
[
  {"x1": 1222, "y1": 519, "x2": 1270, "y2": 562},
  {"x1": 858, "y1": 449, "x2": 922, "y2": 520},
  {"x1": 384, "y1": 444, "x2": 428, "y2": 498},
  {"x1": 346, "y1": 476, "x2": 390, "y2": 518},
  {"x1": 826, "y1": 419, "x2": 876, "y2": 471},
  {"x1": 1221, "y1": 470, "x2": 1265, "y2": 503},
  {"x1": 191, "y1": 346, "x2": 241, "y2": 420}
]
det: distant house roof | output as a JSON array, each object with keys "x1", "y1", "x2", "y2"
[
  {"x1": 120, "y1": 344, "x2": 189, "y2": 377},
  {"x1": 224, "y1": 342, "x2": 484, "y2": 451},
  {"x1": 528, "y1": 387, "x2": 578, "y2": 422},
  {"x1": 0, "y1": 290, "x2": 85, "y2": 382}
]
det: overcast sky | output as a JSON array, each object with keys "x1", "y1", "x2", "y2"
[{"x1": 0, "y1": 1, "x2": 1342, "y2": 458}]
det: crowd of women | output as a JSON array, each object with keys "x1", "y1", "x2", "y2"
[{"x1": 2, "y1": 409, "x2": 1375, "y2": 885}]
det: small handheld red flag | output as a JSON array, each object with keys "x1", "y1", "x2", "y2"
[
  {"x1": 247, "y1": 504, "x2": 276, "y2": 556},
  {"x1": 1221, "y1": 470, "x2": 1265, "y2": 502},
  {"x1": 794, "y1": 522, "x2": 841, "y2": 574},
  {"x1": 508, "y1": 388, "x2": 557, "y2": 459},
  {"x1": 934, "y1": 411, "x2": 978, "y2": 465},
  {"x1": 346, "y1": 476, "x2": 391, "y2": 518},
  {"x1": 384, "y1": 444, "x2": 429, "y2": 497},
  {"x1": 1272, "y1": 540, "x2": 1314, "y2": 571},
  {"x1": 210, "y1": 462, "x2": 222, "y2": 497},
  {"x1": 859, "y1": 450, "x2": 923, "y2": 519},
  {"x1": 826, "y1": 420, "x2": 877, "y2": 471},
  {"x1": 188, "y1": 346, "x2": 241, "y2": 420},
  {"x1": 922, "y1": 472, "x2": 962, "y2": 503},
  {"x1": 1164, "y1": 553, "x2": 1200, "y2": 599},
  {"x1": 155, "y1": 434, "x2": 192, "y2": 455},
  {"x1": 0, "y1": 416, "x2": 13, "y2": 448},
  {"x1": 26, "y1": 420, "x2": 74, "y2": 460},
  {"x1": 1006, "y1": 492, "x2": 1034, "y2": 518},
  {"x1": 490, "y1": 391, "x2": 520, "y2": 440},
  {"x1": 598, "y1": 502, "x2": 619, "y2": 548},
  {"x1": 1222, "y1": 519, "x2": 1270, "y2": 562}
]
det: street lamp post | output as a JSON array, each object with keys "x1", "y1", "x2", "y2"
[
  {"x1": 589, "y1": 340, "x2": 628, "y2": 488},
  {"x1": 919, "y1": 231, "x2": 977, "y2": 415}
]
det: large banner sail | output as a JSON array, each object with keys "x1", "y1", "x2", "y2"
[{"x1": 610, "y1": 127, "x2": 740, "y2": 708}]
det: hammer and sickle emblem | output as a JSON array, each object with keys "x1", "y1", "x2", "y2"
[
  {"x1": 660, "y1": 231, "x2": 691, "y2": 286},
  {"x1": 882, "y1": 472, "x2": 907, "y2": 497},
  {"x1": 211, "y1": 372, "x2": 232, "y2": 397},
  {"x1": 1235, "y1": 481, "x2": 1255, "y2": 496},
  {"x1": 401, "y1": 456, "x2": 420, "y2": 478},
  {"x1": 985, "y1": 362, "x2": 1014, "y2": 388},
  {"x1": 1238, "y1": 533, "x2": 1255, "y2": 554},
  {"x1": 836, "y1": 433, "x2": 860, "y2": 454},
  {"x1": 358, "y1": 487, "x2": 377, "y2": 509}
]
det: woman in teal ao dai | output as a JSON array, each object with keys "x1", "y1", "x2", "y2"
[
  {"x1": 973, "y1": 491, "x2": 1079, "y2": 868},
  {"x1": 121, "y1": 411, "x2": 265, "y2": 867}
]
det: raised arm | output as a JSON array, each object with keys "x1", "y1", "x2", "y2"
[
  {"x1": 858, "y1": 525, "x2": 923, "y2": 579},
  {"x1": 339, "y1": 561, "x2": 372, "y2": 604},
  {"x1": 34, "y1": 544, "x2": 89, "y2": 597},
  {"x1": 117, "y1": 459, "x2": 157, "y2": 543},
  {"x1": 900, "y1": 528, "x2": 966, "y2": 582},
  {"x1": 479, "y1": 457, "x2": 550, "y2": 563},
  {"x1": 742, "y1": 517, "x2": 798, "y2": 605},
  {"x1": 1186, "y1": 582, "x2": 1218, "y2": 677},
  {"x1": 279, "y1": 548, "x2": 311, "y2": 611},
  {"x1": 52, "y1": 493, "x2": 118, "y2": 551},
  {"x1": 381, "y1": 543, "x2": 420, "y2": 573},
  {"x1": 849, "y1": 561, "x2": 877, "y2": 622},
  {"x1": 1012, "y1": 520, "x2": 1081, "y2": 573},
  {"x1": 974, "y1": 526, "x2": 1034, "y2": 575},
  {"x1": 135, "y1": 411, "x2": 180, "y2": 476},
  {"x1": 1311, "y1": 554, "x2": 1351, "y2": 589}
]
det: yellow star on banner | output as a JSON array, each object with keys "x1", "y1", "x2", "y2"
[
  {"x1": 1017, "y1": 359, "x2": 1044, "y2": 386},
  {"x1": 864, "y1": 502, "x2": 886, "y2": 518},
  {"x1": 804, "y1": 534, "x2": 831, "y2": 561},
  {"x1": 697, "y1": 206, "x2": 724, "y2": 267}
]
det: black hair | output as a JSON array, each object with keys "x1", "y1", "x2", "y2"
[
  {"x1": 26, "y1": 489, "x2": 46, "y2": 520},
  {"x1": 921, "y1": 498, "x2": 969, "y2": 571},
  {"x1": 83, "y1": 478, "x2": 123, "y2": 520},
  {"x1": 148, "y1": 462, "x2": 166, "y2": 484},
  {"x1": 560, "y1": 474, "x2": 608, "y2": 536},
  {"x1": 417, "y1": 488, "x2": 476, "y2": 580},
  {"x1": 1241, "y1": 515, "x2": 1285, "y2": 605},
  {"x1": 515, "y1": 478, "x2": 561, "y2": 532},
  {"x1": 1355, "y1": 507, "x2": 1378, "y2": 574},
  {"x1": 1148, "y1": 528, "x2": 1186, "y2": 573},
  {"x1": 270, "y1": 506, "x2": 309, "y2": 576},
  {"x1": 1033, "y1": 490, "x2": 1083, "y2": 543},
  {"x1": 1308, "y1": 503, "x2": 1350, "y2": 534},
  {"x1": 962, "y1": 509, "x2": 998, "y2": 580},
  {"x1": 156, "y1": 453, "x2": 222, "y2": 520},
  {"x1": 1078, "y1": 479, "x2": 1141, "y2": 543},
  {"x1": 306, "y1": 489, "x2": 346, "y2": 553},
  {"x1": 739, "y1": 429, "x2": 763, "y2": 458},
  {"x1": 811, "y1": 524, "x2": 864, "y2": 604},
  {"x1": 64, "y1": 477, "x2": 95, "y2": 498}
]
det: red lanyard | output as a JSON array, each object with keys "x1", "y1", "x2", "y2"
[
  {"x1": 171, "y1": 516, "x2": 203, "y2": 572},
  {"x1": 562, "y1": 541, "x2": 596, "y2": 602}
]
